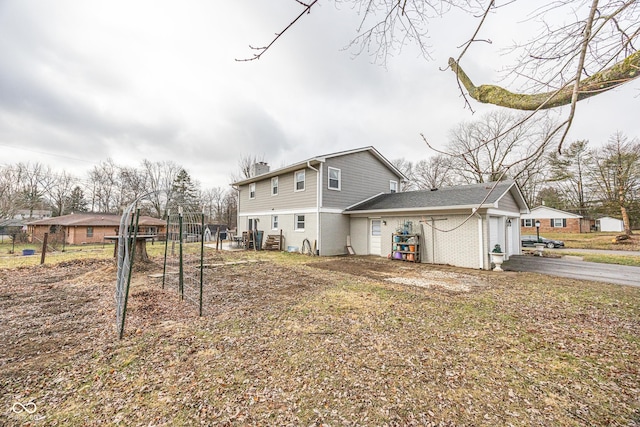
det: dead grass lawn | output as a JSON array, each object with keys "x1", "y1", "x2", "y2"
[{"x1": 1, "y1": 252, "x2": 639, "y2": 426}]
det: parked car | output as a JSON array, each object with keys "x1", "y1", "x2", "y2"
[{"x1": 521, "y1": 235, "x2": 565, "y2": 248}]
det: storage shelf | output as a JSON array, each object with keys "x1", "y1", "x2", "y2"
[{"x1": 391, "y1": 233, "x2": 420, "y2": 263}]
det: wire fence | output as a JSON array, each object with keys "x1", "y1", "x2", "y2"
[
  {"x1": 115, "y1": 204, "x2": 140, "y2": 339},
  {"x1": 162, "y1": 208, "x2": 205, "y2": 316},
  {"x1": 115, "y1": 194, "x2": 206, "y2": 339}
]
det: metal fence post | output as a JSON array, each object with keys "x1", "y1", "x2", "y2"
[
  {"x1": 199, "y1": 211, "x2": 205, "y2": 317},
  {"x1": 178, "y1": 207, "x2": 184, "y2": 300},
  {"x1": 162, "y1": 210, "x2": 170, "y2": 289}
]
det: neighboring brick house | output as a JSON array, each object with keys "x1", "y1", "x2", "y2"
[
  {"x1": 26, "y1": 213, "x2": 166, "y2": 245},
  {"x1": 520, "y1": 206, "x2": 591, "y2": 234},
  {"x1": 234, "y1": 146, "x2": 529, "y2": 270}
]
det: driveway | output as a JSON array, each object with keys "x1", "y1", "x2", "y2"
[{"x1": 503, "y1": 255, "x2": 640, "y2": 287}]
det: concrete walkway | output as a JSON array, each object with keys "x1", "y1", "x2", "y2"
[{"x1": 504, "y1": 255, "x2": 640, "y2": 287}]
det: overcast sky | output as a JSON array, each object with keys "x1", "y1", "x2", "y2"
[{"x1": 1, "y1": 1, "x2": 638, "y2": 190}]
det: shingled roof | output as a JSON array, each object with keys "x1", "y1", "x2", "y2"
[
  {"x1": 26, "y1": 213, "x2": 165, "y2": 227},
  {"x1": 345, "y1": 180, "x2": 524, "y2": 212}
]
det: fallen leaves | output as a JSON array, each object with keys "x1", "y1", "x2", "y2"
[{"x1": 0, "y1": 254, "x2": 639, "y2": 426}]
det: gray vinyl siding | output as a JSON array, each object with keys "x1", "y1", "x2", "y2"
[
  {"x1": 322, "y1": 151, "x2": 400, "y2": 208},
  {"x1": 319, "y1": 212, "x2": 350, "y2": 256},
  {"x1": 497, "y1": 190, "x2": 519, "y2": 213},
  {"x1": 238, "y1": 168, "x2": 318, "y2": 214}
]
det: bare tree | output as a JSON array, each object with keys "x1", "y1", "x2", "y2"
[
  {"x1": 119, "y1": 166, "x2": 149, "y2": 207},
  {"x1": 202, "y1": 187, "x2": 226, "y2": 223},
  {"x1": 222, "y1": 188, "x2": 238, "y2": 230},
  {"x1": 232, "y1": 153, "x2": 267, "y2": 182},
  {"x1": 589, "y1": 132, "x2": 639, "y2": 235},
  {"x1": 391, "y1": 158, "x2": 415, "y2": 191},
  {"x1": 509, "y1": 154, "x2": 550, "y2": 208},
  {"x1": 547, "y1": 140, "x2": 593, "y2": 214},
  {"x1": 240, "y1": 1, "x2": 639, "y2": 149},
  {"x1": 17, "y1": 162, "x2": 54, "y2": 217},
  {"x1": 446, "y1": 110, "x2": 552, "y2": 184},
  {"x1": 47, "y1": 171, "x2": 77, "y2": 216},
  {"x1": 0, "y1": 164, "x2": 22, "y2": 218},
  {"x1": 413, "y1": 155, "x2": 457, "y2": 190},
  {"x1": 141, "y1": 159, "x2": 181, "y2": 218},
  {"x1": 88, "y1": 159, "x2": 121, "y2": 213}
]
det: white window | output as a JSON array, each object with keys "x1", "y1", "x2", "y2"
[
  {"x1": 552, "y1": 218, "x2": 566, "y2": 227},
  {"x1": 294, "y1": 170, "x2": 305, "y2": 191},
  {"x1": 249, "y1": 183, "x2": 255, "y2": 199},
  {"x1": 272, "y1": 215, "x2": 278, "y2": 230},
  {"x1": 328, "y1": 167, "x2": 341, "y2": 190},
  {"x1": 523, "y1": 219, "x2": 534, "y2": 227},
  {"x1": 271, "y1": 177, "x2": 278, "y2": 196},
  {"x1": 390, "y1": 180, "x2": 398, "y2": 193},
  {"x1": 295, "y1": 214, "x2": 305, "y2": 231}
]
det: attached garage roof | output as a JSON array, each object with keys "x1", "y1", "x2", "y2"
[{"x1": 345, "y1": 180, "x2": 526, "y2": 213}]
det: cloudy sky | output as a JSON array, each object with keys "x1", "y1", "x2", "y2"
[{"x1": 1, "y1": 1, "x2": 638, "y2": 190}]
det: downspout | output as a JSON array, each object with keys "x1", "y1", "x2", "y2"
[
  {"x1": 307, "y1": 161, "x2": 321, "y2": 255},
  {"x1": 232, "y1": 184, "x2": 240, "y2": 234},
  {"x1": 473, "y1": 208, "x2": 484, "y2": 269}
]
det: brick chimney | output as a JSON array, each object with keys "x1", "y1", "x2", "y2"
[{"x1": 251, "y1": 162, "x2": 270, "y2": 177}]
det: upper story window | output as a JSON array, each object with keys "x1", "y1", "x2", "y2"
[
  {"x1": 328, "y1": 167, "x2": 341, "y2": 190},
  {"x1": 295, "y1": 170, "x2": 305, "y2": 191},
  {"x1": 249, "y1": 183, "x2": 256, "y2": 199},
  {"x1": 271, "y1": 177, "x2": 278, "y2": 196},
  {"x1": 390, "y1": 180, "x2": 398, "y2": 193}
]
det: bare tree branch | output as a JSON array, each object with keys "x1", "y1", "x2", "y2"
[
  {"x1": 448, "y1": 48, "x2": 639, "y2": 111},
  {"x1": 236, "y1": 0, "x2": 319, "y2": 62}
]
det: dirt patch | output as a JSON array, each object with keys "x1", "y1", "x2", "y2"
[{"x1": 311, "y1": 256, "x2": 489, "y2": 292}]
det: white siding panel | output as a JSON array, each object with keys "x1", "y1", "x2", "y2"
[
  {"x1": 349, "y1": 217, "x2": 369, "y2": 255},
  {"x1": 320, "y1": 213, "x2": 350, "y2": 256}
]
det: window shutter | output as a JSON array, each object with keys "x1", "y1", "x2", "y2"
[
  {"x1": 563, "y1": 219, "x2": 567, "y2": 227},
  {"x1": 521, "y1": 219, "x2": 525, "y2": 227},
  {"x1": 550, "y1": 219, "x2": 554, "y2": 227}
]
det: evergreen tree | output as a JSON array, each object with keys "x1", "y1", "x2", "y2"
[
  {"x1": 66, "y1": 186, "x2": 88, "y2": 214},
  {"x1": 168, "y1": 168, "x2": 200, "y2": 214}
]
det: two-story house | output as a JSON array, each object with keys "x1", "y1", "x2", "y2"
[
  {"x1": 233, "y1": 147, "x2": 529, "y2": 269},
  {"x1": 232, "y1": 147, "x2": 406, "y2": 256}
]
